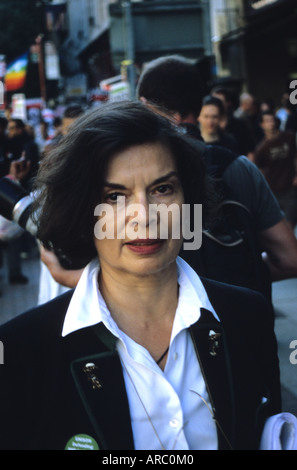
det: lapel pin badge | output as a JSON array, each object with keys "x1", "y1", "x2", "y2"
[
  {"x1": 83, "y1": 362, "x2": 102, "y2": 390},
  {"x1": 65, "y1": 433, "x2": 99, "y2": 450},
  {"x1": 208, "y1": 330, "x2": 221, "y2": 357}
]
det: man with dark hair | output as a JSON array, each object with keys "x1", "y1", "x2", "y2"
[
  {"x1": 137, "y1": 54, "x2": 297, "y2": 297},
  {"x1": 198, "y1": 95, "x2": 239, "y2": 153},
  {"x1": 210, "y1": 85, "x2": 255, "y2": 158},
  {"x1": 44, "y1": 105, "x2": 85, "y2": 154},
  {"x1": 6, "y1": 117, "x2": 39, "y2": 191},
  {"x1": 61, "y1": 104, "x2": 85, "y2": 135},
  {"x1": 137, "y1": 55, "x2": 204, "y2": 124}
]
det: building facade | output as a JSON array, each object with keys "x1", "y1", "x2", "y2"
[
  {"x1": 59, "y1": 0, "x2": 214, "y2": 102},
  {"x1": 59, "y1": 0, "x2": 116, "y2": 101},
  {"x1": 212, "y1": 0, "x2": 297, "y2": 105}
]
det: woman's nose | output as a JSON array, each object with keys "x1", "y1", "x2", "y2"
[{"x1": 126, "y1": 194, "x2": 152, "y2": 238}]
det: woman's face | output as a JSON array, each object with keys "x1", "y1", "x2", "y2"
[{"x1": 94, "y1": 142, "x2": 184, "y2": 279}]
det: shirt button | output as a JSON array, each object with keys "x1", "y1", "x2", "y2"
[
  {"x1": 169, "y1": 418, "x2": 179, "y2": 428},
  {"x1": 174, "y1": 352, "x2": 178, "y2": 360}
]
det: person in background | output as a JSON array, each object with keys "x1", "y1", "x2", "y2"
[
  {"x1": 0, "y1": 101, "x2": 281, "y2": 450},
  {"x1": 254, "y1": 110, "x2": 297, "y2": 230},
  {"x1": 6, "y1": 118, "x2": 39, "y2": 191},
  {"x1": 34, "y1": 119, "x2": 49, "y2": 153},
  {"x1": 43, "y1": 105, "x2": 84, "y2": 156},
  {"x1": 0, "y1": 117, "x2": 8, "y2": 177},
  {"x1": 234, "y1": 92, "x2": 264, "y2": 151},
  {"x1": 61, "y1": 105, "x2": 85, "y2": 135},
  {"x1": 211, "y1": 86, "x2": 255, "y2": 159},
  {"x1": 42, "y1": 116, "x2": 61, "y2": 157},
  {"x1": 198, "y1": 95, "x2": 240, "y2": 153}
]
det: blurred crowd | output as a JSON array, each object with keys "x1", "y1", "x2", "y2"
[{"x1": 199, "y1": 87, "x2": 297, "y2": 229}]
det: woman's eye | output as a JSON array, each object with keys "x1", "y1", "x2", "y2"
[
  {"x1": 105, "y1": 192, "x2": 123, "y2": 203},
  {"x1": 154, "y1": 184, "x2": 173, "y2": 195}
]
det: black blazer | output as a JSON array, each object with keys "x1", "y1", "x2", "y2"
[{"x1": 0, "y1": 277, "x2": 281, "y2": 450}]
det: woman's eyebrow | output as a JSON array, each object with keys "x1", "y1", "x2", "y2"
[
  {"x1": 103, "y1": 171, "x2": 179, "y2": 189},
  {"x1": 103, "y1": 182, "x2": 127, "y2": 190},
  {"x1": 151, "y1": 171, "x2": 178, "y2": 186}
]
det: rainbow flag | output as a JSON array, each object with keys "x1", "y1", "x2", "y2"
[{"x1": 5, "y1": 53, "x2": 28, "y2": 92}]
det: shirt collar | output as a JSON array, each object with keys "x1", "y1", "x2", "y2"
[{"x1": 61, "y1": 256, "x2": 219, "y2": 338}]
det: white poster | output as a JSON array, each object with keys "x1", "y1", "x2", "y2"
[
  {"x1": 45, "y1": 41, "x2": 61, "y2": 80},
  {"x1": 11, "y1": 93, "x2": 27, "y2": 121}
]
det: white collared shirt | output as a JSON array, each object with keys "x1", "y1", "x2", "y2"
[{"x1": 62, "y1": 256, "x2": 219, "y2": 450}]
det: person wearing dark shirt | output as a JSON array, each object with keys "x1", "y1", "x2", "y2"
[
  {"x1": 210, "y1": 86, "x2": 256, "y2": 159},
  {"x1": 254, "y1": 111, "x2": 297, "y2": 229},
  {"x1": 198, "y1": 95, "x2": 240, "y2": 153},
  {"x1": 234, "y1": 93, "x2": 264, "y2": 149},
  {"x1": 6, "y1": 118, "x2": 39, "y2": 191}
]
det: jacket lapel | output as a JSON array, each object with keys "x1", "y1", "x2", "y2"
[
  {"x1": 70, "y1": 323, "x2": 135, "y2": 450},
  {"x1": 190, "y1": 308, "x2": 236, "y2": 450},
  {"x1": 69, "y1": 311, "x2": 236, "y2": 450}
]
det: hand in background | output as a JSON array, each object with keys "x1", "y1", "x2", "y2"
[{"x1": 40, "y1": 245, "x2": 84, "y2": 288}]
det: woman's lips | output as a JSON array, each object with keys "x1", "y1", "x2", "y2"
[{"x1": 125, "y1": 239, "x2": 164, "y2": 254}]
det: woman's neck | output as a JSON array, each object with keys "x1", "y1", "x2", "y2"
[{"x1": 98, "y1": 262, "x2": 179, "y2": 362}]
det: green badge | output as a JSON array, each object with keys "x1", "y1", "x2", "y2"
[{"x1": 65, "y1": 434, "x2": 99, "y2": 450}]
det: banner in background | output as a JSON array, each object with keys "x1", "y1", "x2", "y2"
[{"x1": 5, "y1": 53, "x2": 28, "y2": 92}]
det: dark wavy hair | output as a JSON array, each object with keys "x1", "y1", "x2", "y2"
[
  {"x1": 136, "y1": 55, "x2": 204, "y2": 119},
  {"x1": 33, "y1": 100, "x2": 212, "y2": 268}
]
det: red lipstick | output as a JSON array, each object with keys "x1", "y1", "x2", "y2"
[{"x1": 125, "y1": 239, "x2": 163, "y2": 254}]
